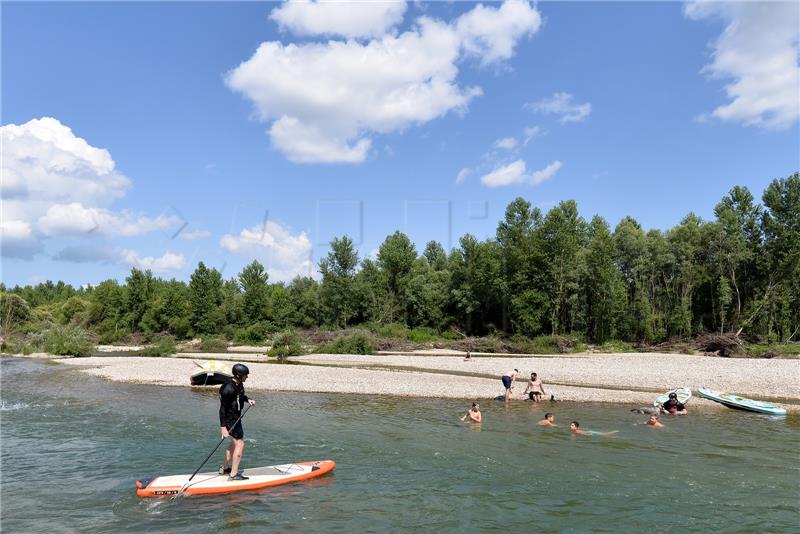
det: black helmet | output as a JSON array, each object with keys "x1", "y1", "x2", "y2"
[
  {"x1": 232, "y1": 363, "x2": 250, "y2": 379},
  {"x1": 668, "y1": 392, "x2": 678, "y2": 399}
]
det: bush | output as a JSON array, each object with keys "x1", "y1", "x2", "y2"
[
  {"x1": 233, "y1": 323, "x2": 270, "y2": 345},
  {"x1": 268, "y1": 330, "x2": 305, "y2": 359},
  {"x1": 1, "y1": 339, "x2": 34, "y2": 355},
  {"x1": 137, "y1": 335, "x2": 177, "y2": 357},
  {"x1": 317, "y1": 332, "x2": 376, "y2": 355},
  {"x1": 32, "y1": 326, "x2": 94, "y2": 356},
  {"x1": 199, "y1": 335, "x2": 228, "y2": 352},
  {"x1": 596, "y1": 340, "x2": 634, "y2": 353}
]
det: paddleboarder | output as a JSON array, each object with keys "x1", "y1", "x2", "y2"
[{"x1": 219, "y1": 363, "x2": 256, "y2": 480}]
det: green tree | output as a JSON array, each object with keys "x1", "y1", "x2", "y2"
[
  {"x1": 583, "y1": 216, "x2": 626, "y2": 342},
  {"x1": 319, "y1": 236, "x2": 359, "y2": 327},
  {"x1": 238, "y1": 260, "x2": 269, "y2": 323},
  {"x1": 125, "y1": 268, "x2": 155, "y2": 332},
  {"x1": 189, "y1": 262, "x2": 224, "y2": 334}
]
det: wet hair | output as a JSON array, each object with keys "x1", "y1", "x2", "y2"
[
  {"x1": 472, "y1": 402, "x2": 479, "y2": 408},
  {"x1": 571, "y1": 421, "x2": 580, "y2": 427},
  {"x1": 544, "y1": 413, "x2": 553, "y2": 419},
  {"x1": 514, "y1": 368, "x2": 519, "y2": 373},
  {"x1": 532, "y1": 372, "x2": 537, "y2": 378}
]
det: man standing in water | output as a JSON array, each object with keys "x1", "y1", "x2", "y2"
[
  {"x1": 219, "y1": 363, "x2": 256, "y2": 480},
  {"x1": 501, "y1": 369, "x2": 519, "y2": 401}
]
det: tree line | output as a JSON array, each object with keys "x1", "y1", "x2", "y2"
[{"x1": 2, "y1": 173, "x2": 798, "y2": 346}]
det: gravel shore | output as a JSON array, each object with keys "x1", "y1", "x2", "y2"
[{"x1": 51, "y1": 352, "x2": 800, "y2": 411}]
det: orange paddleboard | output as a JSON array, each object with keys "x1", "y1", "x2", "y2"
[{"x1": 136, "y1": 460, "x2": 335, "y2": 497}]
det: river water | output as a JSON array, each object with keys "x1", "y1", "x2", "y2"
[{"x1": 1, "y1": 358, "x2": 798, "y2": 533}]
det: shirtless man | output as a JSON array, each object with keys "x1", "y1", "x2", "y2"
[
  {"x1": 570, "y1": 421, "x2": 619, "y2": 436},
  {"x1": 537, "y1": 413, "x2": 557, "y2": 426},
  {"x1": 461, "y1": 402, "x2": 482, "y2": 423},
  {"x1": 523, "y1": 372, "x2": 546, "y2": 402},
  {"x1": 645, "y1": 414, "x2": 664, "y2": 428},
  {"x1": 501, "y1": 369, "x2": 519, "y2": 402}
]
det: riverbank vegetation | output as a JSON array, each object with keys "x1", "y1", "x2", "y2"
[{"x1": 2, "y1": 175, "x2": 798, "y2": 358}]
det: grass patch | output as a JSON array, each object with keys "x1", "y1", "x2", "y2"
[
  {"x1": 199, "y1": 335, "x2": 228, "y2": 352},
  {"x1": 595, "y1": 340, "x2": 634, "y2": 353},
  {"x1": 316, "y1": 332, "x2": 376, "y2": 355},
  {"x1": 31, "y1": 326, "x2": 94, "y2": 356},
  {"x1": 137, "y1": 335, "x2": 177, "y2": 357},
  {"x1": 746, "y1": 343, "x2": 800, "y2": 358}
]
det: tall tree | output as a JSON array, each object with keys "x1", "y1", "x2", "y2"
[
  {"x1": 238, "y1": 260, "x2": 269, "y2": 322},
  {"x1": 319, "y1": 236, "x2": 359, "y2": 328},
  {"x1": 189, "y1": 262, "x2": 224, "y2": 334}
]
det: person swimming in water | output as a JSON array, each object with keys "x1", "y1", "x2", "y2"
[
  {"x1": 537, "y1": 413, "x2": 557, "y2": 426},
  {"x1": 523, "y1": 372, "x2": 546, "y2": 402},
  {"x1": 569, "y1": 421, "x2": 618, "y2": 436},
  {"x1": 461, "y1": 402, "x2": 482, "y2": 423},
  {"x1": 645, "y1": 414, "x2": 664, "y2": 428}
]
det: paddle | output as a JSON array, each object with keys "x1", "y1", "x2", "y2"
[{"x1": 178, "y1": 403, "x2": 251, "y2": 496}]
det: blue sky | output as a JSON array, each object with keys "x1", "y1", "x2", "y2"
[{"x1": 2, "y1": 1, "x2": 798, "y2": 287}]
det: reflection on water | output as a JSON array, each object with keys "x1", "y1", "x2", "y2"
[{"x1": 1, "y1": 357, "x2": 798, "y2": 533}]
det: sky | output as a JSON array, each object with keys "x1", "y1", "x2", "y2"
[{"x1": 2, "y1": 0, "x2": 799, "y2": 287}]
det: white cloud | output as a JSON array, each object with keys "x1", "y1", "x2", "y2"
[
  {"x1": 177, "y1": 229, "x2": 211, "y2": 241},
  {"x1": 493, "y1": 137, "x2": 518, "y2": 150},
  {"x1": 37, "y1": 203, "x2": 179, "y2": 237},
  {"x1": 526, "y1": 92, "x2": 592, "y2": 123},
  {"x1": 270, "y1": 0, "x2": 408, "y2": 39},
  {"x1": 522, "y1": 125, "x2": 542, "y2": 145},
  {"x1": 220, "y1": 220, "x2": 314, "y2": 281},
  {"x1": 530, "y1": 160, "x2": 563, "y2": 185},
  {"x1": 456, "y1": 0, "x2": 542, "y2": 66},
  {"x1": 455, "y1": 167, "x2": 471, "y2": 184},
  {"x1": 685, "y1": 1, "x2": 799, "y2": 130},
  {"x1": 1, "y1": 117, "x2": 178, "y2": 259},
  {"x1": 480, "y1": 159, "x2": 562, "y2": 188},
  {"x1": 228, "y1": 0, "x2": 541, "y2": 163},
  {"x1": 122, "y1": 250, "x2": 186, "y2": 273}
]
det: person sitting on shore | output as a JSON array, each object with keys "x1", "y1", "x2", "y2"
[
  {"x1": 464, "y1": 352, "x2": 472, "y2": 361},
  {"x1": 523, "y1": 372, "x2": 546, "y2": 402},
  {"x1": 501, "y1": 369, "x2": 519, "y2": 401},
  {"x1": 537, "y1": 413, "x2": 557, "y2": 426},
  {"x1": 570, "y1": 421, "x2": 618, "y2": 436},
  {"x1": 461, "y1": 402, "x2": 482, "y2": 423},
  {"x1": 645, "y1": 414, "x2": 664, "y2": 428},
  {"x1": 660, "y1": 392, "x2": 687, "y2": 415}
]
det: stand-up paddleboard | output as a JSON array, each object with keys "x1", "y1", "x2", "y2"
[
  {"x1": 653, "y1": 387, "x2": 692, "y2": 407},
  {"x1": 136, "y1": 460, "x2": 335, "y2": 497},
  {"x1": 698, "y1": 388, "x2": 786, "y2": 416}
]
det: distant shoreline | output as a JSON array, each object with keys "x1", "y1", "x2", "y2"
[{"x1": 7, "y1": 350, "x2": 797, "y2": 412}]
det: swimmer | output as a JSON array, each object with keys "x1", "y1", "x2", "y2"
[
  {"x1": 461, "y1": 402, "x2": 482, "y2": 423},
  {"x1": 569, "y1": 421, "x2": 618, "y2": 436},
  {"x1": 645, "y1": 414, "x2": 664, "y2": 428},
  {"x1": 537, "y1": 413, "x2": 558, "y2": 427}
]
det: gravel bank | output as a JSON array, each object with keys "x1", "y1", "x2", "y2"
[{"x1": 295, "y1": 353, "x2": 800, "y2": 401}]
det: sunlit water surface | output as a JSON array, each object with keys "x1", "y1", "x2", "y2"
[{"x1": 1, "y1": 358, "x2": 798, "y2": 532}]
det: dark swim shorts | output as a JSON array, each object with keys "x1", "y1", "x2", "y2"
[
  {"x1": 528, "y1": 392, "x2": 541, "y2": 400},
  {"x1": 226, "y1": 421, "x2": 244, "y2": 440},
  {"x1": 502, "y1": 375, "x2": 512, "y2": 389}
]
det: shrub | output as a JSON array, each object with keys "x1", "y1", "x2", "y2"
[
  {"x1": 268, "y1": 330, "x2": 305, "y2": 359},
  {"x1": 32, "y1": 326, "x2": 94, "y2": 356},
  {"x1": 317, "y1": 332, "x2": 376, "y2": 355},
  {"x1": 199, "y1": 335, "x2": 228, "y2": 352},
  {"x1": 1, "y1": 339, "x2": 34, "y2": 355},
  {"x1": 596, "y1": 340, "x2": 634, "y2": 353},
  {"x1": 0, "y1": 293, "x2": 31, "y2": 334},
  {"x1": 137, "y1": 335, "x2": 177, "y2": 357},
  {"x1": 233, "y1": 323, "x2": 270, "y2": 345}
]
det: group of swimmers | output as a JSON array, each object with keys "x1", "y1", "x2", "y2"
[{"x1": 458, "y1": 371, "x2": 690, "y2": 434}]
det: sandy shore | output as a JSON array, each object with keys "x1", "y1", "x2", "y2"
[{"x1": 48, "y1": 351, "x2": 800, "y2": 410}]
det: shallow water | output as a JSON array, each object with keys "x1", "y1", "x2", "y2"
[{"x1": 1, "y1": 358, "x2": 798, "y2": 532}]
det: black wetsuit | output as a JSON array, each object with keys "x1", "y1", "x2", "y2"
[{"x1": 219, "y1": 379, "x2": 249, "y2": 439}]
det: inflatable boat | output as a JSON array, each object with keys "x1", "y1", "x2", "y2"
[{"x1": 190, "y1": 360, "x2": 232, "y2": 386}]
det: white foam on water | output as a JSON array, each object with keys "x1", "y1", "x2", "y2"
[{"x1": 0, "y1": 401, "x2": 29, "y2": 411}]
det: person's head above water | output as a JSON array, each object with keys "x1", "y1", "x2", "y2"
[
  {"x1": 649, "y1": 414, "x2": 659, "y2": 422},
  {"x1": 544, "y1": 413, "x2": 553, "y2": 420},
  {"x1": 668, "y1": 392, "x2": 678, "y2": 400},
  {"x1": 570, "y1": 421, "x2": 580, "y2": 429},
  {"x1": 232, "y1": 363, "x2": 250, "y2": 382},
  {"x1": 472, "y1": 402, "x2": 480, "y2": 409}
]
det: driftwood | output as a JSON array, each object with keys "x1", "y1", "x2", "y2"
[{"x1": 695, "y1": 332, "x2": 745, "y2": 357}]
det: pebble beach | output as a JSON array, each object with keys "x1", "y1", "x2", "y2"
[{"x1": 50, "y1": 351, "x2": 800, "y2": 410}]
